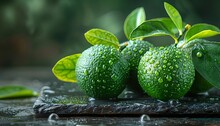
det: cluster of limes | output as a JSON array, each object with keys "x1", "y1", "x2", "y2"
[
  {"x1": 53, "y1": 3, "x2": 214, "y2": 101},
  {"x1": 75, "y1": 40, "x2": 209, "y2": 101}
]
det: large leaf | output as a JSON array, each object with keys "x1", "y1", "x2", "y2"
[
  {"x1": 192, "y1": 39, "x2": 220, "y2": 88},
  {"x1": 124, "y1": 7, "x2": 146, "y2": 39},
  {"x1": 130, "y1": 18, "x2": 179, "y2": 42},
  {"x1": 164, "y1": 2, "x2": 182, "y2": 35},
  {"x1": 84, "y1": 29, "x2": 119, "y2": 49},
  {"x1": 52, "y1": 54, "x2": 81, "y2": 83},
  {"x1": 0, "y1": 85, "x2": 38, "y2": 99},
  {"x1": 184, "y1": 23, "x2": 220, "y2": 42}
]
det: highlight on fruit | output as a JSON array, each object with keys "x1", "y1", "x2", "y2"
[{"x1": 52, "y1": 2, "x2": 220, "y2": 101}]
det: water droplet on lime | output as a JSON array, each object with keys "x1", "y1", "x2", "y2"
[
  {"x1": 109, "y1": 60, "x2": 113, "y2": 65},
  {"x1": 158, "y1": 77, "x2": 163, "y2": 83},
  {"x1": 102, "y1": 65, "x2": 106, "y2": 69},
  {"x1": 84, "y1": 69, "x2": 88, "y2": 75},
  {"x1": 95, "y1": 67, "x2": 99, "y2": 72},
  {"x1": 159, "y1": 47, "x2": 164, "y2": 50},
  {"x1": 150, "y1": 59, "x2": 155, "y2": 64},
  {"x1": 166, "y1": 75, "x2": 172, "y2": 81},
  {"x1": 175, "y1": 65, "x2": 179, "y2": 68},
  {"x1": 155, "y1": 71, "x2": 159, "y2": 76},
  {"x1": 99, "y1": 51, "x2": 103, "y2": 55},
  {"x1": 133, "y1": 47, "x2": 138, "y2": 52},
  {"x1": 111, "y1": 74, "x2": 117, "y2": 80},
  {"x1": 139, "y1": 50, "x2": 144, "y2": 54},
  {"x1": 163, "y1": 60, "x2": 167, "y2": 63},
  {"x1": 91, "y1": 80, "x2": 95, "y2": 84},
  {"x1": 102, "y1": 55, "x2": 106, "y2": 59}
]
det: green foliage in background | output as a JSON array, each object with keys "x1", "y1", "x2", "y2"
[{"x1": 1, "y1": 0, "x2": 220, "y2": 67}]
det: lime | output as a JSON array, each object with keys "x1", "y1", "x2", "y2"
[
  {"x1": 138, "y1": 45, "x2": 195, "y2": 101},
  {"x1": 76, "y1": 44, "x2": 129, "y2": 99},
  {"x1": 121, "y1": 40, "x2": 153, "y2": 94}
]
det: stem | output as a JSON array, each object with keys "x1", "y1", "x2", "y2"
[
  {"x1": 177, "y1": 24, "x2": 191, "y2": 42},
  {"x1": 174, "y1": 37, "x2": 178, "y2": 44},
  {"x1": 119, "y1": 41, "x2": 129, "y2": 51},
  {"x1": 177, "y1": 24, "x2": 192, "y2": 48}
]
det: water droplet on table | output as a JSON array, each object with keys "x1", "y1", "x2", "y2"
[
  {"x1": 66, "y1": 120, "x2": 77, "y2": 126},
  {"x1": 169, "y1": 99, "x2": 181, "y2": 107},
  {"x1": 42, "y1": 86, "x2": 50, "y2": 90},
  {"x1": 140, "y1": 114, "x2": 150, "y2": 123},
  {"x1": 44, "y1": 90, "x2": 55, "y2": 94},
  {"x1": 48, "y1": 113, "x2": 59, "y2": 124},
  {"x1": 88, "y1": 97, "x2": 95, "y2": 102}
]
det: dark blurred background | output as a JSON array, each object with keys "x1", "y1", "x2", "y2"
[{"x1": 0, "y1": 0, "x2": 220, "y2": 68}]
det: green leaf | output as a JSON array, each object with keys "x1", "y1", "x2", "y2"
[
  {"x1": 52, "y1": 53, "x2": 81, "y2": 83},
  {"x1": 192, "y1": 39, "x2": 220, "y2": 88},
  {"x1": 164, "y1": 2, "x2": 183, "y2": 35},
  {"x1": 0, "y1": 85, "x2": 38, "y2": 99},
  {"x1": 130, "y1": 18, "x2": 179, "y2": 42},
  {"x1": 84, "y1": 29, "x2": 119, "y2": 49},
  {"x1": 184, "y1": 23, "x2": 220, "y2": 42},
  {"x1": 124, "y1": 7, "x2": 146, "y2": 39}
]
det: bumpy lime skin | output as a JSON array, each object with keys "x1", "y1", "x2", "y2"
[
  {"x1": 75, "y1": 45, "x2": 129, "y2": 99},
  {"x1": 121, "y1": 40, "x2": 153, "y2": 93},
  {"x1": 138, "y1": 45, "x2": 195, "y2": 101}
]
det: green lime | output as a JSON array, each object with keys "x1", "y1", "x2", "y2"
[
  {"x1": 75, "y1": 44, "x2": 129, "y2": 99},
  {"x1": 138, "y1": 45, "x2": 195, "y2": 101},
  {"x1": 121, "y1": 40, "x2": 153, "y2": 94}
]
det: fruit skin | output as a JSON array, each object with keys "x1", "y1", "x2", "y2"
[
  {"x1": 75, "y1": 44, "x2": 129, "y2": 99},
  {"x1": 121, "y1": 40, "x2": 153, "y2": 93},
  {"x1": 188, "y1": 70, "x2": 213, "y2": 94},
  {"x1": 138, "y1": 45, "x2": 195, "y2": 101}
]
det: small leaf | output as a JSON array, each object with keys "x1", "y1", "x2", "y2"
[
  {"x1": 52, "y1": 53, "x2": 81, "y2": 83},
  {"x1": 130, "y1": 18, "x2": 179, "y2": 42},
  {"x1": 192, "y1": 39, "x2": 220, "y2": 88},
  {"x1": 124, "y1": 7, "x2": 146, "y2": 39},
  {"x1": 164, "y1": 2, "x2": 183, "y2": 35},
  {"x1": 84, "y1": 29, "x2": 119, "y2": 49},
  {"x1": 184, "y1": 23, "x2": 220, "y2": 42},
  {"x1": 0, "y1": 85, "x2": 38, "y2": 99}
]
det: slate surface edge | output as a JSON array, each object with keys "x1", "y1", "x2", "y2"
[{"x1": 33, "y1": 85, "x2": 220, "y2": 117}]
